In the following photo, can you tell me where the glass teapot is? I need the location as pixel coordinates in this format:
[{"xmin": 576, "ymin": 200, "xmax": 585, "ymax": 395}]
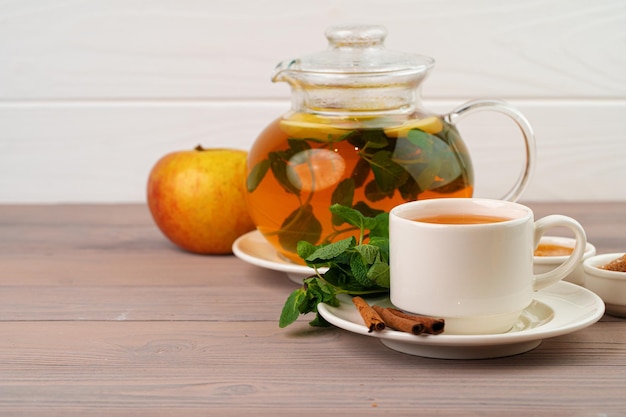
[{"xmin": 246, "ymin": 25, "xmax": 535, "ymax": 263}]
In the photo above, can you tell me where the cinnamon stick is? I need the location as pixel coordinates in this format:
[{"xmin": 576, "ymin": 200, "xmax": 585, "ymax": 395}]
[
  {"xmin": 352, "ymin": 296, "xmax": 385, "ymax": 332},
  {"xmin": 385, "ymin": 308, "xmax": 445, "ymax": 335},
  {"xmin": 372, "ymin": 305, "xmax": 425, "ymax": 335}
]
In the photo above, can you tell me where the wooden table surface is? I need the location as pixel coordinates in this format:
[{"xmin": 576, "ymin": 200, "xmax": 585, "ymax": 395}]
[{"xmin": 1, "ymin": 202, "xmax": 625, "ymax": 416}]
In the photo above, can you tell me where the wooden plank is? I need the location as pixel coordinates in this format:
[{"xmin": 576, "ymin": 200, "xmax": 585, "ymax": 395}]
[
  {"xmin": 0, "ymin": 204, "xmax": 291, "ymax": 322},
  {"xmin": 1, "ymin": 203, "xmax": 624, "ymax": 321},
  {"xmin": 0, "ymin": 204, "xmax": 299, "ymax": 320},
  {"xmin": 0, "ymin": 321, "xmax": 624, "ymax": 415},
  {"xmin": 0, "ymin": 275, "xmax": 296, "ymax": 321},
  {"xmin": 0, "ymin": 204, "xmax": 625, "ymax": 415},
  {"xmin": 0, "ymin": 101, "xmax": 625, "ymax": 203},
  {"xmin": 0, "ymin": 1, "xmax": 624, "ymax": 99}
]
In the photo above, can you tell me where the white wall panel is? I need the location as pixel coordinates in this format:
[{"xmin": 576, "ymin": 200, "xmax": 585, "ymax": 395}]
[
  {"xmin": 1, "ymin": 100, "xmax": 624, "ymax": 203},
  {"xmin": 1, "ymin": 0, "xmax": 624, "ymax": 99},
  {"xmin": 0, "ymin": 0, "xmax": 625, "ymax": 202}
]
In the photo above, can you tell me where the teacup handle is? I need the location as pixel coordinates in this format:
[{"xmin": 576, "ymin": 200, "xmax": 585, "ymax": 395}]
[
  {"xmin": 532, "ymin": 215, "xmax": 587, "ymax": 291},
  {"xmin": 445, "ymin": 99, "xmax": 536, "ymax": 202}
]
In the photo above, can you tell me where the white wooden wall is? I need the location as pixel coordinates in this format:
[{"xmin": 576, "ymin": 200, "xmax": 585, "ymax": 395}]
[{"xmin": 1, "ymin": 0, "xmax": 625, "ymax": 203}]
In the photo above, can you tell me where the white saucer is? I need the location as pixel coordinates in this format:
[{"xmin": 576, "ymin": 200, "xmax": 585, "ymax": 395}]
[
  {"xmin": 232, "ymin": 230, "xmax": 326, "ymax": 284},
  {"xmin": 317, "ymin": 281, "xmax": 605, "ymax": 360}
]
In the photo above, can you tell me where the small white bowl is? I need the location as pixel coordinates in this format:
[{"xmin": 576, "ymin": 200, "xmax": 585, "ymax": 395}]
[
  {"xmin": 583, "ymin": 253, "xmax": 626, "ymax": 317},
  {"xmin": 533, "ymin": 236, "xmax": 596, "ymax": 286}
]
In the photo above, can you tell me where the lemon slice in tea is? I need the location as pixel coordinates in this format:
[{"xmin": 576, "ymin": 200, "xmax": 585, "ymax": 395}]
[
  {"xmin": 384, "ymin": 116, "xmax": 443, "ymax": 137},
  {"xmin": 287, "ymin": 149, "xmax": 346, "ymax": 192},
  {"xmin": 280, "ymin": 114, "xmax": 350, "ymax": 141}
]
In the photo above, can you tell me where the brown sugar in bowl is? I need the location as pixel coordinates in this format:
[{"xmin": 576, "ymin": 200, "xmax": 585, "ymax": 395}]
[{"xmin": 583, "ymin": 253, "xmax": 626, "ymax": 318}]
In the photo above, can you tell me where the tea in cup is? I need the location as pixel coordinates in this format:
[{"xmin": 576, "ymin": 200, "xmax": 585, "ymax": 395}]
[{"xmin": 389, "ymin": 198, "xmax": 587, "ymax": 335}]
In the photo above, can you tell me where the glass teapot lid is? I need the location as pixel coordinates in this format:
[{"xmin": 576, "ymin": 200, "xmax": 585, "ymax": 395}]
[{"xmin": 272, "ymin": 25, "xmax": 435, "ymax": 85}]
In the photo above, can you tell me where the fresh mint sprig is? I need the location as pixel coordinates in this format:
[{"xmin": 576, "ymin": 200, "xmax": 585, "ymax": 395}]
[{"xmin": 278, "ymin": 204, "xmax": 390, "ymax": 328}]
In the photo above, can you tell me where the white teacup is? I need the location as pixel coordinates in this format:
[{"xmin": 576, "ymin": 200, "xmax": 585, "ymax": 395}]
[{"xmin": 389, "ymin": 198, "xmax": 587, "ymax": 335}]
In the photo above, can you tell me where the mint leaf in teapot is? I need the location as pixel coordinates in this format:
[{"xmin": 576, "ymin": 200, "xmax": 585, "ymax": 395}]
[
  {"xmin": 360, "ymin": 130, "xmax": 389, "ymax": 149},
  {"xmin": 398, "ymin": 175, "xmax": 421, "ymax": 201},
  {"xmin": 246, "ymin": 159, "xmax": 271, "ymax": 193},
  {"xmin": 352, "ymin": 201, "xmax": 385, "ymax": 219},
  {"xmin": 350, "ymin": 158, "xmax": 371, "ymax": 188},
  {"xmin": 407, "ymin": 129, "xmax": 462, "ymax": 189},
  {"xmin": 364, "ymin": 179, "xmax": 393, "ymax": 202},
  {"xmin": 278, "ymin": 204, "xmax": 322, "ymax": 253},
  {"xmin": 331, "ymin": 179, "xmax": 355, "ymax": 226},
  {"xmin": 269, "ymin": 152, "xmax": 301, "ymax": 196},
  {"xmin": 369, "ymin": 150, "xmax": 407, "ymax": 194}
]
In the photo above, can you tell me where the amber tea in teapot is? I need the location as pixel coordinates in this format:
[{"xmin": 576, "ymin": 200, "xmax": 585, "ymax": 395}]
[
  {"xmin": 246, "ymin": 25, "xmax": 535, "ymax": 263},
  {"xmin": 247, "ymin": 113, "xmax": 474, "ymax": 262}
]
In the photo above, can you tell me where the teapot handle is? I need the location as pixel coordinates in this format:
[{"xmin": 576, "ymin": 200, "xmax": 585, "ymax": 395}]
[{"xmin": 445, "ymin": 99, "xmax": 536, "ymax": 202}]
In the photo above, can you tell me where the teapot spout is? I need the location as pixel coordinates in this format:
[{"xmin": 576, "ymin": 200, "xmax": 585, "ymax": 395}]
[{"xmin": 271, "ymin": 59, "xmax": 299, "ymax": 84}]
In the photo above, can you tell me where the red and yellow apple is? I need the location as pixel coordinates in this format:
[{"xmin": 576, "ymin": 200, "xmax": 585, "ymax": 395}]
[{"xmin": 147, "ymin": 146, "xmax": 255, "ymax": 254}]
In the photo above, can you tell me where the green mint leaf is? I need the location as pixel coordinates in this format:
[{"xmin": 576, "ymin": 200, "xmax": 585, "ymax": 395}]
[
  {"xmin": 279, "ymin": 277, "xmax": 342, "ymax": 328},
  {"xmin": 296, "ymin": 240, "xmax": 317, "ymax": 261},
  {"xmin": 279, "ymin": 288, "xmax": 308, "ymax": 328},
  {"xmin": 305, "ymin": 277, "xmax": 339, "ymax": 305},
  {"xmin": 246, "ymin": 159, "xmax": 271, "ymax": 193},
  {"xmin": 369, "ymin": 212, "xmax": 389, "ymax": 239},
  {"xmin": 309, "ymin": 314, "xmax": 331, "ymax": 327},
  {"xmin": 330, "ymin": 204, "xmax": 366, "ymax": 232},
  {"xmin": 279, "ymin": 204, "xmax": 394, "ymax": 329},
  {"xmin": 368, "ymin": 236, "xmax": 389, "ymax": 261},
  {"xmin": 302, "ymin": 278, "xmax": 341, "ymax": 327},
  {"xmin": 349, "ymin": 252, "xmax": 373, "ymax": 287},
  {"xmin": 318, "ymin": 266, "xmax": 344, "ymax": 287},
  {"xmin": 367, "ymin": 259, "xmax": 390, "ymax": 288},
  {"xmin": 354, "ymin": 244, "xmax": 379, "ymax": 264},
  {"xmin": 321, "ymin": 265, "xmax": 362, "ymax": 289},
  {"xmin": 306, "ymin": 237, "xmax": 355, "ymax": 262}
]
